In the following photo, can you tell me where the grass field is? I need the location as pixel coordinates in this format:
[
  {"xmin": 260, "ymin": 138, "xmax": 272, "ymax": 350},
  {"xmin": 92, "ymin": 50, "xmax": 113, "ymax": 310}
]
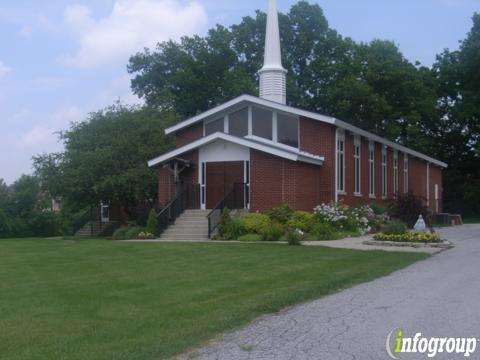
[{"xmin": 0, "ymin": 239, "xmax": 429, "ymax": 359}]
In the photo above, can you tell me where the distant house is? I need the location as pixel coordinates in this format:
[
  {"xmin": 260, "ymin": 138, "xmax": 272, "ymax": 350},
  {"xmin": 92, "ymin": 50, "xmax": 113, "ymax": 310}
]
[{"xmin": 148, "ymin": 0, "xmax": 446, "ymax": 215}]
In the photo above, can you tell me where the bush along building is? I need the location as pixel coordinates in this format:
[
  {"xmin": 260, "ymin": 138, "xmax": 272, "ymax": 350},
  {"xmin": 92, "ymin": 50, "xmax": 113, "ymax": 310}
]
[{"xmin": 148, "ymin": 0, "xmax": 447, "ymax": 238}]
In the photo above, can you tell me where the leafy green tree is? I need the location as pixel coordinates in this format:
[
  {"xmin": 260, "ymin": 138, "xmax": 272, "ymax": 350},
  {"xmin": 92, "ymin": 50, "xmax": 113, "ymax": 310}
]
[
  {"xmin": 35, "ymin": 104, "xmax": 176, "ymax": 217},
  {"xmin": 128, "ymin": 1, "xmax": 436, "ymax": 150},
  {"xmin": 431, "ymin": 13, "xmax": 480, "ymax": 214}
]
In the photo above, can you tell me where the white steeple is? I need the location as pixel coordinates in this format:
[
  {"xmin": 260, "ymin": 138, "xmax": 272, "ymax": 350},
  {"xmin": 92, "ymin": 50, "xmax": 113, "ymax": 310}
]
[{"xmin": 259, "ymin": 0, "xmax": 287, "ymax": 104}]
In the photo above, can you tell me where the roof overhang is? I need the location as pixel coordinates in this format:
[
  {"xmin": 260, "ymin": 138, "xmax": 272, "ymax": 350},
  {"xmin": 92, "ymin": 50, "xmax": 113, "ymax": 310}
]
[
  {"xmin": 163, "ymin": 94, "xmax": 447, "ymax": 169},
  {"xmin": 148, "ymin": 132, "xmax": 324, "ymax": 168}
]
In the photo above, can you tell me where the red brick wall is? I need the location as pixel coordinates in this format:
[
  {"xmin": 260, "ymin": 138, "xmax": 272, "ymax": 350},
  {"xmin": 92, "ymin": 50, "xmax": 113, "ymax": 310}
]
[
  {"xmin": 299, "ymin": 117, "xmax": 336, "ymax": 203},
  {"xmin": 175, "ymin": 123, "xmax": 203, "ymax": 148},
  {"xmin": 250, "ymin": 150, "xmax": 321, "ymax": 212}
]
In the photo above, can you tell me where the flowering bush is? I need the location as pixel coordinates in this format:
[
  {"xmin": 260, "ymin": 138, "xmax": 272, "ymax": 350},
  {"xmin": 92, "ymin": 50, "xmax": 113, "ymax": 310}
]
[
  {"xmin": 313, "ymin": 202, "xmax": 384, "ymax": 235},
  {"xmin": 138, "ymin": 232, "xmax": 155, "ymax": 239},
  {"xmin": 374, "ymin": 232, "xmax": 442, "ymax": 243},
  {"xmin": 314, "ymin": 202, "xmax": 349, "ymax": 224},
  {"xmin": 287, "ymin": 228, "xmax": 305, "ymax": 246}
]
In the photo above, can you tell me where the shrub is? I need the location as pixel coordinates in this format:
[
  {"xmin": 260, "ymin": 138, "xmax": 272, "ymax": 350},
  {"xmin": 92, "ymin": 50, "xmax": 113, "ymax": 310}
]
[
  {"xmin": 238, "ymin": 234, "xmax": 263, "ymax": 242},
  {"xmin": 125, "ymin": 226, "xmax": 144, "ymax": 240},
  {"xmin": 310, "ymin": 222, "xmax": 336, "ymax": 240},
  {"xmin": 286, "ymin": 211, "xmax": 314, "ymax": 232},
  {"xmin": 113, "ymin": 227, "xmax": 128, "ymax": 240},
  {"xmin": 146, "ymin": 209, "xmax": 158, "ymax": 235},
  {"xmin": 138, "ymin": 231, "xmax": 155, "ymax": 239},
  {"xmin": 286, "ymin": 228, "xmax": 305, "ymax": 246},
  {"xmin": 374, "ymin": 232, "xmax": 442, "ymax": 243},
  {"xmin": 240, "ymin": 213, "xmax": 271, "ymax": 234},
  {"xmin": 369, "ymin": 203, "xmax": 388, "ymax": 215},
  {"xmin": 218, "ymin": 210, "xmax": 246, "ymax": 240},
  {"xmin": 267, "ymin": 203, "xmax": 293, "ymax": 225},
  {"xmin": 314, "ymin": 202, "xmax": 349, "ymax": 224},
  {"xmin": 382, "ymin": 220, "xmax": 408, "ymax": 235},
  {"xmin": 389, "ymin": 192, "xmax": 429, "ymax": 228},
  {"xmin": 260, "ymin": 222, "xmax": 285, "ymax": 242}
]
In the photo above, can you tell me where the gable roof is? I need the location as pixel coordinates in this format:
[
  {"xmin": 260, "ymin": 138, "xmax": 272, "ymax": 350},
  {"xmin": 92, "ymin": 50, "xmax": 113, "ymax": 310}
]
[
  {"xmin": 164, "ymin": 94, "xmax": 448, "ymax": 168},
  {"xmin": 148, "ymin": 132, "xmax": 325, "ymax": 168}
]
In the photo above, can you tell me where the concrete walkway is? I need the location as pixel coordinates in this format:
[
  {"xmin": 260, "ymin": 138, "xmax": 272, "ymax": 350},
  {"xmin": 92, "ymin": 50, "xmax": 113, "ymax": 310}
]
[{"xmin": 179, "ymin": 224, "xmax": 480, "ymax": 360}]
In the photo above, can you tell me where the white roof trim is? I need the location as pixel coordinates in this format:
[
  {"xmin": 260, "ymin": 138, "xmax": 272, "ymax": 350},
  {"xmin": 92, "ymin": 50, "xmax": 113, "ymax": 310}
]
[
  {"xmin": 148, "ymin": 132, "xmax": 324, "ymax": 168},
  {"xmin": 164, "ymin": 94, "xmax": 447, "ymax": 169},
  {"xmin": 164, "ymin": 95, "xmax": 335, "ymax": 135}
]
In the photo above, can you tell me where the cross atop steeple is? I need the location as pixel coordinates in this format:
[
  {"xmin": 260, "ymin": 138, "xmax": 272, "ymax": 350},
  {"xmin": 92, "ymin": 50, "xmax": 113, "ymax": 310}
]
[{"xmin": 259, "ymin": 0, "xmax": 287, "ymax": 104}]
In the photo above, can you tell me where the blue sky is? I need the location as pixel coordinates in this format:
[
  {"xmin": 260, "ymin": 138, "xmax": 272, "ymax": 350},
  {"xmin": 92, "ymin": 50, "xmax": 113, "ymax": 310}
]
[{"xmin": 0, "ymin": 0, "xmax": 478, "ymax": 184}]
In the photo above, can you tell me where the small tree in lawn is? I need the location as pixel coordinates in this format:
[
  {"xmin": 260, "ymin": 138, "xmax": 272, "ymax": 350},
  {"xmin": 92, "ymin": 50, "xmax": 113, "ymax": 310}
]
[{"xmin": 146, "ymin": 209, "xmax": 158, "ymax": 235}]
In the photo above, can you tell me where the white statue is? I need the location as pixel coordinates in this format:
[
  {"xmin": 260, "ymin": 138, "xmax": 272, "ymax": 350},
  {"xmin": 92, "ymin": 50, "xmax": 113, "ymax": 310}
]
[{"xmin": 414, "ymin": 215, "xmax": 427, "ymax": 232}]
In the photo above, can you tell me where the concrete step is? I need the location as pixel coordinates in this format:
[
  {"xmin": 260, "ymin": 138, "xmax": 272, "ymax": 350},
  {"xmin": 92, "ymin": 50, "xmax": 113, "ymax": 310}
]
[
  {"xmin": 177, "ymin": 216, "xmax": 208, "ymax": 220},
  {"xmin": 160, "ymin": 235, "xmax": 209, "ymax": 241},
  {"xmin": 157, "ymin": 210, "xmax": 210, "ymax": 241}
]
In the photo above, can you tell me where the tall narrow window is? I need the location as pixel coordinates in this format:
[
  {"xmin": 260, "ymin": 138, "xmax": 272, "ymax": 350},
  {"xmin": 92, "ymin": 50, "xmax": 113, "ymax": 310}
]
[
  {"xmin": 200, "ymin": 162, "xmax": 206, "ymax": 208},
  {"xmin": 277, "ymin": 112, "xmax": 299, "ymax": 148},
  {"xmin": 244, "ymin": 161, "xmax": 250, "ymax": 209},
  {"xmin": 354, "ymin": 136, "xmax": 361, "ymax": 195},
  {"xmin": 404, "ymin": 154, "xmax": 409, "ymax": 193},
  {"xmin": 393, "ymin": 151, "xmax": 399, "ymax": 196},
  {"xmin": 337, "ymin": 131, "xmax": 345, "ymax": 193},
  {"xmin": 228, "ymin": 108, "xmax": 248, "ymax": 137},
  {"xmin": 252, "ymin": 107, "xmax": 273, "ymax": 140},
  {"xmin": 381, "ymin": 146, "xmax": 387, "ymax": 199},
  {"xmin": 369, "ymin": 141, "xmax": 375, "ymax": 197}
]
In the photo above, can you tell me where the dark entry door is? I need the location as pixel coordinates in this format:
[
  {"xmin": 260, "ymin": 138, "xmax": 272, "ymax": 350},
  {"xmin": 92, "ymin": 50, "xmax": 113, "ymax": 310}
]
[{"xmin": 206, "ymin": 161, "xmax": 244, "ymax": 209}]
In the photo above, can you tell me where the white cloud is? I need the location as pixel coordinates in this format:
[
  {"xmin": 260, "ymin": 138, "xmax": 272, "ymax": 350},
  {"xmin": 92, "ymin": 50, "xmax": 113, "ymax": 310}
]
[
  {"xmin": 63, "ymin": 0, "xmax": 208, "ymax": 68},
  {"xmin": 0, "ymin": 61, "xmax": 11, "ymax": 78},
  {"xmin": 17, "ymin": 106, "xmax": 84, "ymax": 149}
]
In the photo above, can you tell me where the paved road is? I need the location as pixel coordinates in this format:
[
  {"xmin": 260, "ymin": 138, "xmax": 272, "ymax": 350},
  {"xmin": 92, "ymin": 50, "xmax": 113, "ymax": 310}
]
[{"xmin": 184, "ymin": 225, "xmax": 480, "ymax": 360}]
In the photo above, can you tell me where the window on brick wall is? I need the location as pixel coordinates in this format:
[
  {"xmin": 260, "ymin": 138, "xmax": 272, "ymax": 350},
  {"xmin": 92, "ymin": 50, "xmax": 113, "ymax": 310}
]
[
  {"xmin": 204, "ymin": 117, "xmax": 224, "ymax": 136},
  {"xmin": 369, "ymin": 141, "xmax": 375, "ymax": 197},
  {"xmin": 337, "ymin": 131, "xmax": 345, "ymax": 193},
  {"xmin": 404, "ymin": 154, "xmax": 409, "ymax": 193},
  {"xmin": 252, "ymin": 107, "xmax": 273, "ymax": 140},
  {"xmin": 354, "ymin": 136, "xmax": 361, "ymax": 195},
  {"xmin": 277, "ymin": 112, "xmax": 299, "ymax": 148},
  {"xmin": 382, "ymin": 146, "xmax": 387, "ymax": 199},
  {"xmin": 393, "ymin": 151, "xmax": 399, "ymax": 196}
]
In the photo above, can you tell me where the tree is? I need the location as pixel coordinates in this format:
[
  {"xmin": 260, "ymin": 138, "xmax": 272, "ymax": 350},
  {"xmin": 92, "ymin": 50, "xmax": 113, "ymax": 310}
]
[
  {"xmin": 128, "ymin": 2, "xmax": 435, "ymax": 148},
  {"xmin": 35, "ymin": 104, "xmax": 176, "ymax": 216},
  {"xmin": 431, "ymin": 13, "xmax": 480, "ymax": 214}
]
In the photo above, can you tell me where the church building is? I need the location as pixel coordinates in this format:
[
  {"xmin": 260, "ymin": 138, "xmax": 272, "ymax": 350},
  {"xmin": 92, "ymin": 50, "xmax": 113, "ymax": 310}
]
[{"xmin": 148, "ymin": 0, "xmax": 446, "ymax": 216}]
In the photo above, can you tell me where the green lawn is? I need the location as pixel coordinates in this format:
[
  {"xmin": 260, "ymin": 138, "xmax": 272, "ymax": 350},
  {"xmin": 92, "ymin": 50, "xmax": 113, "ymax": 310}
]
[{"xmin": 0, "ymin": 239, "xmax": 428, "ymax": 360}]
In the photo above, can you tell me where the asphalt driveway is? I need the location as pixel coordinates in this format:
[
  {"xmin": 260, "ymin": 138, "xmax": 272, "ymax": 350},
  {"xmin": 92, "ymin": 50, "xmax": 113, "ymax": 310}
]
[{"xmin": 183, "ymin": 225, "xmax": 480, "ymax": 360}]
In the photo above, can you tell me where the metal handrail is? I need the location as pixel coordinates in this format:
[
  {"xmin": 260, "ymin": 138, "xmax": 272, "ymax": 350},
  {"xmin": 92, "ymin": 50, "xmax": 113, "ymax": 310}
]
[
  {"xmin": 207, "ymin": 183, "xmax": 245, "ymax": 239},
  {"xmin": 156, "ymin": 189, "xmax": 187, "ymax": 236},
  {"xmin": 156, "ymin": 184, "xmax": 200, "ymax": 236}
]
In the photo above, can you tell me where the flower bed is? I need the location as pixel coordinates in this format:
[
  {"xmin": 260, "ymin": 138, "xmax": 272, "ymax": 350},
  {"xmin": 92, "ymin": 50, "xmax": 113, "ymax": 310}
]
[
  {"xmin": 216, "ymin": 202, "xmax": 389, "ymax": 243},
  {"xmin": 374, "ymin": 232, "xmax": 442, "ymax": 243}
]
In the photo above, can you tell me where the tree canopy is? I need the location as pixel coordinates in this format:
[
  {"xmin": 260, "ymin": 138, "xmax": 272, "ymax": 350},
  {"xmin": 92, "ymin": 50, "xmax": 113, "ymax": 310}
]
[
  {"xmin": 34, "ymin": 105, "xmax": 176, "ymax": 215},
  {"xmin": 128, "ymin": 1, "xmax": 437, "ymax": 151}
]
